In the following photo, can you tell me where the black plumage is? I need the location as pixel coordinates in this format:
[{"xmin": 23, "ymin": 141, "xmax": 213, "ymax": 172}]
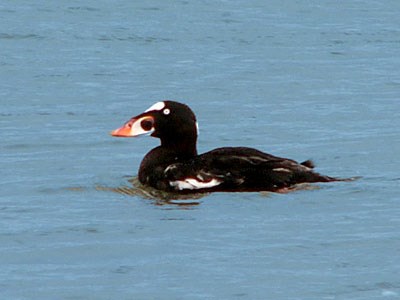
[{"xmin": 111, "ymin": 101, "xmax": 346, "ymax": 193}]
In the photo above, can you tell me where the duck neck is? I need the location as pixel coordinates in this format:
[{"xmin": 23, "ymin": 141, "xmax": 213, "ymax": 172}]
[{"xmin": 160, "ymin": 136, "xmax": 198, "ymax": 159}]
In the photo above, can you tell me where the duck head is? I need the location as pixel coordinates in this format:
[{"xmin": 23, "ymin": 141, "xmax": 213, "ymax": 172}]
[{"xmin": 111, "ymin": 101, "xmax": 199, "ymax": 155}]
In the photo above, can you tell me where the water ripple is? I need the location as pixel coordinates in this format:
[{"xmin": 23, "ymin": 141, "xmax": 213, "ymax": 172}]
[{"xmin": 0, "ymin": 33, "xmax": 45, "ymax": 40}]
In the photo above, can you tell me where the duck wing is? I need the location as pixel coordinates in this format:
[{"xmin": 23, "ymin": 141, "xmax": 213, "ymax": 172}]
[{"xmin": 164, "ymin": 147, "xmax": 336, "ymax": 192}]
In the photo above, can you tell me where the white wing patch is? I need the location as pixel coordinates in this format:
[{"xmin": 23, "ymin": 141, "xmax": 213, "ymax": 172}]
[
  {"xmin": 227, "ymin": 155, "xmax": 270, "ymax": 164},
  {"xmin": 145, "ymin": 101, "xmax": 165, "ymax": 112},
  {"xmin": 169, "ymin": 178, "xmax": 222, "ymax": 191},
  {"xmin": 273, "ymin": 168, "xmax": 291, "ymax": 173}
]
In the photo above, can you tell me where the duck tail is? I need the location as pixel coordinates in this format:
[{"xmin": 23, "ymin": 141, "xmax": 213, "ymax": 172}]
[
  {"xmin": 300, "ymin": 159, "xmax": 360, "ymax": 182},
  {"xmin": 300, "ymin": 159, "xmax": 315, "ymax": 169},
  {"xmin": 312, "ymin": 174, "xmax": 361, "ymax": 183}
]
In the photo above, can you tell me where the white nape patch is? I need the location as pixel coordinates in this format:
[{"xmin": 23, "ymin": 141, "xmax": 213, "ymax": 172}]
[
  {"xmin": 170, "ymin": 178, "xmax": 221, "ymax": 191},
  {"xmin": 196, "ymin": 122, "xmax": 199, "ymax": 135},
  {"xmin": 145, "ymin": 101, "xmax": 165, "ymax": 112}
]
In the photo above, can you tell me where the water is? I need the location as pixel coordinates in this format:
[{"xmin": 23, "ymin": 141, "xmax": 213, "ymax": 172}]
[{"xmin": 1, "ymin": 1, "xmax": 399, "ymax": 299}]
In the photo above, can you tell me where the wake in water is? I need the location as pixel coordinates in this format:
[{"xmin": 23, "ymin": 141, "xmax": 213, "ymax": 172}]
[
  {"xmin": 95, "ymin": 177, "xmax": 206, "ymax": 206},
  {"xmin": 68, "ymin": 176, "xmax": 360, "ymax": 206}
]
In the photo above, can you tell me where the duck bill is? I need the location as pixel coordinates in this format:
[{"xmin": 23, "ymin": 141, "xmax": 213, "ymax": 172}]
[{"xmin": 110, "ymin": 115, "xmax": 155, "ymax": 137}]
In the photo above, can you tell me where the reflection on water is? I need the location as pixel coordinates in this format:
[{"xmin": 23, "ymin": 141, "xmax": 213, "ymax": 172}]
[
  {"xmin": 95, "ymin": 177, "xmax": 205, "ymax": 206},
  {"xmin": 90, "ymin": 176, "xmax": 338, "ymax": 206}
]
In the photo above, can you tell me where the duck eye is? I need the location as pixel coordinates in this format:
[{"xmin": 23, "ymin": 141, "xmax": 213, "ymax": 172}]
[
  {"xmin": 141, "ymin": 119, "xmax": 153, "ymax": 131},
  {"xmin": 163, "ymin": 108, "xmax": 170, "ymax": 115}
]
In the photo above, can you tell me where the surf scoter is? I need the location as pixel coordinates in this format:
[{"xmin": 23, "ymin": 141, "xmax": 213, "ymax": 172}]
[{"xmin": 111, "ymin": 101, "xmax": 346, "ymax": 193}]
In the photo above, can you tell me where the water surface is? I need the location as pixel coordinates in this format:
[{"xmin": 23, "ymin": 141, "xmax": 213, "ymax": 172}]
[{"xmin": 1, "ymin": 1, "xmax": 399, "ymax": 299}]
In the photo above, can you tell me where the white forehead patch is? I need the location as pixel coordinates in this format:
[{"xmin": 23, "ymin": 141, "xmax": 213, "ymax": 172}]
[{"xmin": 145, "ymin": 101, "xmax": 165, "ymax": 112}]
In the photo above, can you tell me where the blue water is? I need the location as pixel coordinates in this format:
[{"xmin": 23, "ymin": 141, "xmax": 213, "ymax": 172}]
[{"xmin": 1, "ymin": 1, "xmax": 400, "ymax": 299}]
